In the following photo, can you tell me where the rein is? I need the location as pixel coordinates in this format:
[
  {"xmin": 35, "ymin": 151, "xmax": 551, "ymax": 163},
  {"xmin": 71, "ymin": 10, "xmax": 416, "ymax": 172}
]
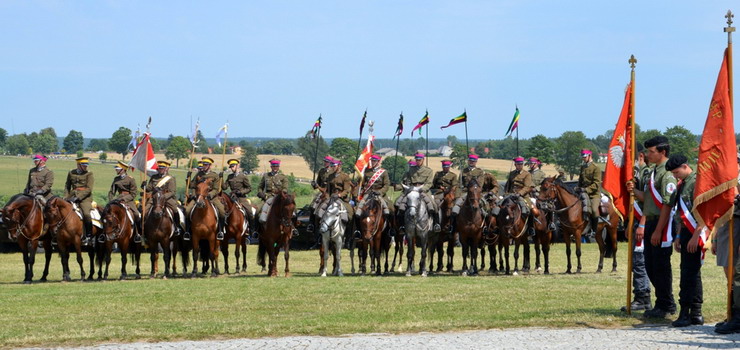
[{"xmin": 14, "ymin": 198, "xmax": 43, "ymax": 241}]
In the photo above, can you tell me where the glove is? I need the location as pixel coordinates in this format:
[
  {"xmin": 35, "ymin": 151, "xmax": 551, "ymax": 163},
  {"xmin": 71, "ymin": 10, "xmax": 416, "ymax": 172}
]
[
  {"xmin": 233, "ymin": 190, "xmax": 242, "ymax": 197},
  {"xmin": 141, "ymin": 181, "xmax": 147, "ymax": 189},
  {"xmin": 257, "ymin": 192, "xmax": 266, "ymax": 200},
  {"xmin": 219, "ymin": 172, "xmax": 224, "ymax": 178},
  {"xmin": 372, "ymin": 190, "xmax": 381, "ymax": 196},
  {"xmin": 311, "ymin": 181, "xmax": 317, "ymax": 189}
]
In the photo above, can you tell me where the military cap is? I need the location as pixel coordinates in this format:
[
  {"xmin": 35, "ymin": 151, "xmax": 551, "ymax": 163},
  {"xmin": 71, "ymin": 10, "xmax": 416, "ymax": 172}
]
[
  {"xmin": 227, "ymin": 159, "xmax": 240, "ymax": 165},
  {"xmin": 201, "ymin": 156, "xmax": 215, "ymax": 164}
]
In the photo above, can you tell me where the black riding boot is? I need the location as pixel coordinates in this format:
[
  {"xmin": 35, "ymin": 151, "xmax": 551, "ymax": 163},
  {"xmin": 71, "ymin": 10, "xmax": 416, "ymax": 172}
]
[
  {"xmin": 82, "ymin": 220, "xmax": 93, "ymax": 246},
  {"xmin": 432, "ymin": 212, "xmax": 441, "ymax": 233},
  {"xmin": 716, "ymin": 308, "xmax": 740, "ymax": 334},
  {"xmin": 172, "ymin": 210, "xmax": 182, "ymax": 236},
  {"xmin": 307, "ymin": 212, "xmax": 316, "ymax": 233},
  {"xmin": 217, "ymin": 217, "xmax": 225, "ymax": 241},
  {"xmin": 690, "ymin": 303, "xmax": 704, "ymax": 325},
  {"xmin": 184, "ymin": 220, "xmax": 192, "ymax": 241},
  {"xmin": 671, "ymin": 306, "xmax": 692, "ymax": 327}
]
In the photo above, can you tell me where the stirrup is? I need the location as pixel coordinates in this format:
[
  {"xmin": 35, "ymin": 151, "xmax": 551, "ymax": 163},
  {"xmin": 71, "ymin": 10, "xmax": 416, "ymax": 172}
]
[
  {"xmin": 97, "ymin": 234, "xmax": 106, "ymax": 243},
  {"xmin": 183, "ymin": 232, "xmax": 191, "ymax": 241},
  {"xmin": 291, "ymin": 228, "xmax": 299, "ymax": 237},
  {"xmin": 133, "ymin": 234, "xmax": 142, "ymax": 244},
  {"xmin": 353, "ymin": 230, "xmax": 361, "ymax": 240},
  {"xmin": 216, "ymin": 232, "xmax": 224, "ymax": 241},
  {"xmin": 433, "ymin": 224, "xmax": 441, "ymax": 233},
  {"xmin": 306, "ymin": 224, "xmax": 314, "ymax": 233}
]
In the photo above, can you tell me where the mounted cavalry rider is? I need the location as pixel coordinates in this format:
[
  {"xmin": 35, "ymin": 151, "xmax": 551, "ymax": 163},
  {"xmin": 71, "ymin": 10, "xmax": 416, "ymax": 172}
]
[
  {"xmin": 578, "ymin": 149, "xmax": 607, "ymax": 235},
  {"xmin": 143, "ymin": 160, "xmax": 185, "ymax": 238},
  {"xmin": 221, "ymin": 158, "xmax": 254, "ymax": 225},
  {"xmin": 108, "ymin": 161, "xmax": 142, "ymax": 243},
  {"xmin": 431, "ymin": 159, "xmax": 457, "ymax": 203},
  {"xmin": 317, "ymin": 159, "xmax": 354, "ymax": 227},
  {"xmin": 257, "ymin": 158, "xmax": 290, "ymax": 230},
  {"xmin": 394, "ymin": 153, "xmax": 440, "ymax": 232},
  {"xmin": 354, "ymin": 154, "xmax": 392, "ymax": 235},
  {"xmin": 185, "ymin": 156, "xmax": 227, "ymax": 241},
  {"xmin": 503, "ymin": 156, "xmax": 535, "ymax": 234},
  {"xmin": 25, "ymin": 154, "xmax": 54, "ymax": 205},
  {"xmin": 65, "ymin": 157, "xmax": 95, "ymax": 246},
  {"xmin": 528, "ymin": 157, "xmax": 546, "ymax": 194},
  {"xmin": 450, "ymin": 154, "xmax": 487, "ymax": 231},
  {"xmin": 307, "ymin": 155, "xmax": 335, "ymax": 233}
]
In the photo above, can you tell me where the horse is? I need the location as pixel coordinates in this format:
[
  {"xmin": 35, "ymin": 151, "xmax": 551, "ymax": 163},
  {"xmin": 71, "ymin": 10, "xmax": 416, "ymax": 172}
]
[
  {"xmin": 594, "ymin": 196, "xmax": 620, "ymax": 273},
  {"xmin": 318, "ymin": 196, "xmax": 345, "ymax": 277},
  {"xmin": 389, "ymin": 213, "xmax": 406, "ymax": 274},
  {"xmin": 540, "ymin": 177, "xmax": 588, "ymax": 274},
  {"xmin": 1, "ymin": 194, "xmax": 52, "ymax": 283},
  {"xmin": 256, "ymin": 190, "xmax": 296, "ymax": 277},
  {"xmin": 189, "ymin": 179, "xmax": 221, "ymax": 277},
  {"xmin": 532, "ymin": 191, "xmax": 554, "ymax": 275},
  {"xmin": 480, "ymin": 191, "xmax": 500, "ymax": 273},
  {"xmin": 457, "ymin": 179, "xmax": 484, "ymax": 276},
  {"xmin": 496, "ymin": 195, "xmax": 531, "ymax": 275},
  {"xmin": 428, "ymin": 186, "xmax": 456, "ymax": 273},
  {"xmin": 402, "ymin": 185, "xmax": 432, "ymax": 277},
  {"xmin": 44, "ymin": 196, "xmax": 95, "ymax": 281},
  {"xmin": 142, "ymin": 187, "xmax": 177, "ymax": 278},
  {"xmin": 353, "ymin": 191, "xmax": 390, "ymax": 276},
  {"xmin": 217, "ymin": 192, "xmax": 249, "ymax": 274},
  {"xmin": 99, "ymin": 201, "xmax": 142, "ymax": 280}
]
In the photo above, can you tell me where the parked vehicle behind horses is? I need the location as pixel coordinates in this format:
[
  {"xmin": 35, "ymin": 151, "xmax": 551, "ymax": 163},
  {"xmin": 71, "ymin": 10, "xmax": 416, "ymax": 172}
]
[{"xmin": 1, "ymin": 194, "xmax": 52, "ymax": 283}]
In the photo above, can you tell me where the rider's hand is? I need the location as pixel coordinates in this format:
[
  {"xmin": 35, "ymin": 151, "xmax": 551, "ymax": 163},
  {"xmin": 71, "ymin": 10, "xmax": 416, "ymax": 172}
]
[
  {"xmin": 625, "ymin": 180, "xmax": 634, "ymax": 193},
  {"xmin": 69, "ymin": 196, "xmax": 79, "ymax": 203},
  {"xmin": 34, "ymin": 190, "xmax": 45, "ymax": 196},
  {"xmin": 673, "ymin": 238, "xmax": 681, "ymax": 253},
  {"xmin": 635, "ymin": 225, "xmax": 644, "ymax": 243}
]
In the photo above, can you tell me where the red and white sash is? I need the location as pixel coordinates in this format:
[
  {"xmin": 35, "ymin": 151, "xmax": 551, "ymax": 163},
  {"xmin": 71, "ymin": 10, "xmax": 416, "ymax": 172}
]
[
  {"xmin": 360, "ymin": 168, "xmax": 385, "ymax": 200},
  {"xmin": 678, "ymin": 195, "xmax": 708, "ymax": 264},
  {"xmin": 649, "ymin": 172, "xmax": 675, "ymax": 248}
]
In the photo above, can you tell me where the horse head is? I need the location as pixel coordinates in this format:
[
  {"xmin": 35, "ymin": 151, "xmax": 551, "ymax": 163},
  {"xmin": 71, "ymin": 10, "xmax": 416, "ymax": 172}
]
[
  {"xmin": 359, "ymin": 192, "xmax": 383, "ymax": 242},
  {"xmin": 2, "ymin": 195, "xmax": 35, "ymax": 241},
  {"xmin": 195, "ymin": 178, "xmax": 212, "ymax": 208},
  {"xmin": 404, "ymin": 185, "xmax": 423, "ymax": 218},
  {"xmin": 538, "ymin": 177, "xmax": 557, "ymax": 201},
  {"xmin": 465, "ymin": 178, "xmax": 481, "ymax": 210},
  {"xmin": 497, "ymin": 195, "xmax": 521, "ymax": 229},
  {"xmin": 319, "ymin": 197, "xmax": 342, "ymax": 234},
  {"xmin": 102, "ymin": 202, "xmax": 125, "ymax": 238}
]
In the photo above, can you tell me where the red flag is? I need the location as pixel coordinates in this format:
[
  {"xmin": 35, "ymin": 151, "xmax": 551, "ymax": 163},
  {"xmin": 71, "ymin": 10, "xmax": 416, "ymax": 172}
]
[
  {"xmin": 692, "ymin": 49, "xmax": 738, "ymax": 235},
  {"xmin": 129, "ymin": 132, "xmax": 158, "ymax": 176},
  {"xmin": 603, "ymin": 82, "xmax": 634, "ymax": 218},
  {"xmin": 355, "ymin": 135, "xmax": 375, "ymax": 175}
]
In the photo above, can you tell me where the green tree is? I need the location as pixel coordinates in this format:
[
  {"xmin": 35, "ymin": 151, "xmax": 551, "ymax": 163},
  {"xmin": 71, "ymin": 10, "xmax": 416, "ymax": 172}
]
[
  {"xmin": 40, "ymin": 127, "xmax": 57, "ymax": 139},
  {"xmin": 382, "ymin": 155, "xmax": 408, "ymax": 184},
  {"xmin": 637, "ymin": 129, "xmax": 662, "ymax": 148},
  {"xmin": 446, "ymin": 135, "xmax": 458, "ymax": 146},
  {"xmin": 6, "ymin": 134, "xmax": 30, "ymax": 155},
  {"xmin": 554, "ymin": 131, "xmax": 590, "ymax": 179},
  {"xmin": 99, "ymin": 152, "xmax": 108, "ymax": 163},
  {"xmin": 239, "ymin": 143, "xmax": 260, "ymax": 173},
  {"xmin": 665, "ymin": 125, "xmax": 698, "ymax": 160},
  {"xmin": 296, "ymin": 134, "xmax": 329, "ymax": 173},
  {"xmin": 526, "ymin": 134, "xmax": 555, "ymax": 164},
  {"xmin": 0, "ymin": 127, "xmax": 7, "ymax": 148},
  {"xmin": 449, "ymin": 144, "xmax": 469, "ymax": 169},
  {"xmin": 63, "ymin": 130, "xmax": 84, "ymax": 153},
  {"xmin": 87, "ymin": 138, "xmax": 108, "ymax": 152},
  {"xmin": 329, "ymin": 137, "xmax": 359, "ymax": 173},
  {"xmin": 194, "ymin": 130, "xmax": 208, "ymax": 153},
  {"xmin": 31, "ymin": 133, "xmax": 58, "ymax": 154},
  {"xmin": 110, "ymin": 127, "xmax": 132, "ymax": 160},
  {"xmin": 165, "ymin": 136, "xmax": 191, "ymax": 168}
]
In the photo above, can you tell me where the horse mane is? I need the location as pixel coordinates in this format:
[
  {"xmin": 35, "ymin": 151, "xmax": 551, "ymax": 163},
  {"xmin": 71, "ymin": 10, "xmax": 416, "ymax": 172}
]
[
  {"xmin": 8, "ymin": 193, "xmax": 30, "ymax": 205},
  {"xmin": 553, "ymin": 177, "xmax": 576, "ymax": 196},
  {"xmin": 361, "ymin": 193, "xmax": 380, "ymax": 219}
]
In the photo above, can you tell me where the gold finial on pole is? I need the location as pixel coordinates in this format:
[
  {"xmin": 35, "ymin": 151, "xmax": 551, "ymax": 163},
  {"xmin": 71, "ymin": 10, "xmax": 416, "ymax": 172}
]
[
  {"xmin": 726, "ymin": 10, "xmax": 735, "ymax": 43},
  {"xmin": 629, "ymin": 55, "xmax": 637, "ymax": 70}
]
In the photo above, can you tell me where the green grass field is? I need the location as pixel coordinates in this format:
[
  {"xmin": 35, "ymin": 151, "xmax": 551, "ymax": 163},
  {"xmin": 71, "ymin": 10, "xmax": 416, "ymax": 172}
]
[{"xmin": 0, "ymin": 242, "xmax": 730, "ymax": 348}]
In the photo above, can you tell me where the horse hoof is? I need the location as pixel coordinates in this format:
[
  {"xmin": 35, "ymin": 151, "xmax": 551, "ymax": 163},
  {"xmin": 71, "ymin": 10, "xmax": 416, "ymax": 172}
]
[
  {"xmin": 544, "ymin": 270, "xmax": 550, "ymax": 275},
  {"xmin": 611, "ymin": 268, "xmax": 618, "ymax": 273},
  {"xmin": 337, "ymin": 272, "xmax": 344, "ymax": 277},
  {"xmin": 321, "ymin": 272, "xmax": 327, "ymax": 277},
  {"xmin": 461, "ymin": 271, "xmax": 468, "ymax": 277},
  {"xmin": 285, "ymin": 272, "xmax": 291, "ymax": 278},
  {"xmin": 162, "ymin": 275, "xmax": 168, "ymax": 280},
  {"xmin": 135, "ymin": 275, "xmax": 141, "ymax": 280},
  {"xmin": 512, "ymin": 271, "xmax": 519, "ymax": 276},
  {"xmin": 39, "ymin": 278, "xmax": 47, "ymax": 283},
  {"xmin": 405, "ymin": 272, "xmax": 412, "ymax": 277},
  {"xmin": 536, "ymin": 267, "xmax": 542, "ymax": 273},
  {"xmin": 596, "ymin": 269, "xmax": 602, "ymax": 274},
  {"xmin": 421, "ymin": 271, "xmax": 428, "ymax": 277},
  {"xmin": 23, "ymin": 280, "xmax": 31, "ymax": 284}
]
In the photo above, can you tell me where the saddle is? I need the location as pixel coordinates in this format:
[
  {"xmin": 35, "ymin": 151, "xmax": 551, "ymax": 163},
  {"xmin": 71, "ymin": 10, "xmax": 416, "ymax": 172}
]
[{"xmin": 72, "ymin": 202, "xmax": 103, "ymax": 229}]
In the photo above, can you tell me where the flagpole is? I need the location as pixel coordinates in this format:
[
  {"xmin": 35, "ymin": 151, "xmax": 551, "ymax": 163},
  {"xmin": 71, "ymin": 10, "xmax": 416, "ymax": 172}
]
[
  {"xmin": 354, "ymin": 110, "xmax": 366, "ymax": 182},
  {"xmin": 464, "ymin": 109, "xmax": 470, "ymax": 158},
  {"xmin": 218, "ymin": 123, "xmax": 228, "ymax": 193},
  {"xmin": 393, "ymin": 121, "xmax": 401, "ymax": 183},
  {"xmin": 725, "ymin": 9, "xmax": 735, "ymax": 321},
  {"xmin": 425, "ymin": 124, "xmax": 429, "ymax": 159},
  {"xmin": 141, "ymin": 118, "xmax": 151, "ymax": 241},
  {"xmin": 516, "ymin": 127, "xmax": 519, "ymax": 157},
  {"xmin": 186, "ymin": 119, "xmax": 199, "ymax": 198},
  {"xmin": 625, "ymin": 54, "xmax": 638, "ymax": 315},
  {"xmin": 312, "ymin": 114, "xmax": 322, "ymax": 183}
]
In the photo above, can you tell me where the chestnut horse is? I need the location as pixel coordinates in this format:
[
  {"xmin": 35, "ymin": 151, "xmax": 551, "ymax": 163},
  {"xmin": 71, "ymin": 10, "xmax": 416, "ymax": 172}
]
[
  {"xmin": 218, "ymin": 192, "xmax": 249, "ymax": 274},
  {"xmin": 353, "ymin": 192, "xmax": 390, "ymax": 275},
  {"xmin": 189, "ymin": 179, "xmax": 220, "ymax": 277},
  {"xmin": 1, "ymin": 194, "xmax": 52, "ymax": 283},
  {"xmin": 257, "ymin": 190, "xmax": 296, "ymax": 277},
  {"xmin": 457, "ymin": 178, "xmax": 484, "ymax": 276},
  {"xmin": 99, "ymin": 201, "xmax": 142, "ymax": 279},
  {"xmin": 44, "ymin": 196, "xmax": 95, "ymax": 281},
  {"xmin": 496, "ymin": 195, "xmax": 531, "ymax": 275},
  {"xmin": 541, "ymin": 177, "xmax": 588, "ymax": 273},
  {"xmin": 428, "ymin": 186, "xmax": 456, "ymax": 273},
  {"xmin": 143, "ymin": 188, "xmax": 176, "ymax": 278}
]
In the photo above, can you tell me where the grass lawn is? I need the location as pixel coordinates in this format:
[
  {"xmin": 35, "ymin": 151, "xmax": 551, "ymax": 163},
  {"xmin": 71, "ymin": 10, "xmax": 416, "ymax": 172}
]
[{"xmin": 0, "ymin": 240, "xmax": 730, "ymax": 348}]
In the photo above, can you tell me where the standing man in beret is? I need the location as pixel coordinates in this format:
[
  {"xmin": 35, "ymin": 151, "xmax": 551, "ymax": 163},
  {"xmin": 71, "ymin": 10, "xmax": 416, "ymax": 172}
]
[
  {"xmin": 25, "ymin": 154, "xmax": 54, "ymax": 205},
  {"xmin": 108, "ymin": 161, "xmax": 142, "ymax": 242},
  {"xmin": 257, "ymin": 159, "xmax": 290, "ymax": 231},
  {"xmin": 185, "ymin": 156, "xmax": 226, "ymax": 240},
  {"xmin": 65, "ymin": 157, "xmax": 95, "ymax": 246}
]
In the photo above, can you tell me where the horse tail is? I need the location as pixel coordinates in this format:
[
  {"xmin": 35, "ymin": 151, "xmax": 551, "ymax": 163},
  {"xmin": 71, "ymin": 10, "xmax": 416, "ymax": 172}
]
[
  {"xmin": 200, "ymin": 240, "xmax": 210, "ymax": 261},
  {"xmin": 604, "ymin": 229, "xmax": 614, "ymax": 258}
]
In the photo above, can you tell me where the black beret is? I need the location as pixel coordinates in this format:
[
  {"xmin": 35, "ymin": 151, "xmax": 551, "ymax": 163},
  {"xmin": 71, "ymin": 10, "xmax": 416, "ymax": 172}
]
[
  {"xmin": 644, "ymin": 135, "xmax": 669, "ymax": 149},
  {"xmin": 665, "ymin": 154, "xmax": 688, "ymax": 171}
]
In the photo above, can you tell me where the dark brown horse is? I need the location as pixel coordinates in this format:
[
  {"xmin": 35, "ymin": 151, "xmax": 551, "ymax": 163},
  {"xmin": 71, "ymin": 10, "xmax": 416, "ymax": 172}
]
[
  {"xmin": 480, "ymin": 192, "xmax": 500, "ymax": 273},
  {"xmin": 496, "ymin": 195, "xmax": 531, "ymax": 275},
  {"xmin": 457, "ymin": 178, "xmax": 484, "ymax": 276},
  {"xmin": 99, "ymin": 201, "xmax": 142, "ymax": 279},
  {"xmin": 143, "ymin": 188, "xmax": 177, "ymax": 278},
  {"xmin": 257, "ymin": 190, "xmax": 296, "ymax": 277},
  {"xmin": 353, "ymin": 192, "xmax": 391, "ymax": 275},
  {"xmin": 218, "ymin": 192, "xmax": 249, "ymax": 274},
  {"xmin": 1, "ymin": 194, "xmax": 52, "ymax": 283},
  {"xmin": 428, "ymin": 186, "xmax": 456, "ymax": 273},
  {"xmin": 189, "ymin": 179, "xmax": 220, "ymax": 277},
  {"xmin": 532, "ymin": 193, "xmax": 554, "ymax": 275},
  {"xmin": 44, "ymin": 196, "xmax": 94, "ymax": 281},
  {"xmin": 541, "ymin": 177, "xmax": 588, "ymax": 273}
]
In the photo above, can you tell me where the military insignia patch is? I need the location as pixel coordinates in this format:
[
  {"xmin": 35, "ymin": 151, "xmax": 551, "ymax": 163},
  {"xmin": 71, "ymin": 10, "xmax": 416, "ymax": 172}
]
[{"xmin": 666, "ymin": 182, "xmax": 677, "ymax": 194}]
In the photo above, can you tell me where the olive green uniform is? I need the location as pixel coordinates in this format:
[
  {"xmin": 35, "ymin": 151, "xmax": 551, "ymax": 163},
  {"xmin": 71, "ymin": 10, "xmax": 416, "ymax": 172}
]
[
  {"xmin": 578, "ymin": 161, "xmax": 602, "ymax": 219},
  {"xmin": 355, "ymin": 166, "xmax": 391, "ymax": 216},
  {"xmin": 258, "ymin": 171, "xmax": 290, "ymax": 223},
  {"xmin": 503, "ymin": 169, "xmax": 534, "ymax": 216},
  {"xmin": 25, "ymin": 166, "xmax": 54, "ymax": 201},
  {"xmin": 145, "ymin": 173, "xmax": 183, "ymax": 230},
  {"xmin": 317, "ymin": 170, "xmax": 354, "ymax": 219},
  {"xmin": 452, "ymin": 166, "xmax": 486, "ymax": 215},
  {"xmin": 431, "ymin": 170, "xmax": 457, "ymax": 201},
  {"xmin": 395, "ymin": 165, "xmax": 436, "ymax": 212},
  {"xmin": 185, "ymin": 170, "xmax": 225, "ymax": 218},
  {"xmin": 530, "ymin": 168, "xmax": 546, "ymax": 192},
  {"xmin": 65, "ymin": 168, "xmax": 94, "ymax": 223},
  {"xmin": 310, "ymin": 166, "xmax": 333, "ymax": 210},
  {"xmin": 108, "ymin": 174, "xmax": 140, "ymax": 217}
]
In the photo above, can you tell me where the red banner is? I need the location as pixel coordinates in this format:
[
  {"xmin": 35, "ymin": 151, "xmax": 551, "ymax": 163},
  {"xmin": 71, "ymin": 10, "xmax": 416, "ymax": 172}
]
[
  {"xmin": 129, "ymin": 132, "xmax": 158, "ymax": 176},
  {"xmin": 692, "ymin": 49, "xmax": 738, "ymax": 234},
  {"xmin": 603, "ymin": 82, "xmax": 634, "ymax": 218},
  {"xmin": 355, "ymin": 135, "xmax": 375, "ymax": 176}
]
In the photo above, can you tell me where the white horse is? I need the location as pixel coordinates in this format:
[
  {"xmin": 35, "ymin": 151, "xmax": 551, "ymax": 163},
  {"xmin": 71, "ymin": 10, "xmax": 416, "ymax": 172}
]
[
  {"xmin": 403, "ymin": 185, "xmax": 432, "ymax": 277},
  {"xmin": 319, "ymin": 198, "xmax": 345, "ymax": 277}
]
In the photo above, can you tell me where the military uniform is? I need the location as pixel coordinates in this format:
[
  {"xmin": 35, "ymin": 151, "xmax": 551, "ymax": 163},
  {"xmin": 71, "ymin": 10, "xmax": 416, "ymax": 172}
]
[
  {"xmin": 431, "ymin": 170, "xmax": 457, "ymax": 201},
  {"xmin": 530, "ymin": 168, "xmax": 546, "ymax": 192},
  {"xmin": 310, "ymin": 165, "xmax": 333, "ymax": 211},
  {"xmin": 578, "ymin": 160, "xmax": 602, "ymax": 220},
  {"xmin": 317, "ymin": 169, "xmax": 354, "ymax": 221},
  {"xmin": 355, "ymin": 166, "xmax": 391, "ymax": 217},
  {"xmin": 395, "ymin": 164, "xmax": 435, "ymax": 212},
  {"xmin": 108, "ymin": 173, "xmax": 140, "ymax": 217},
  {"xmin": 643, "ymin": 158, "xmax": 678, "ymax": 317},
  {"xmin": 452, "ymin": 166, "xmax": 486, "ymax": 215},
  {"xmin": 145, "ymin": 170, "xmax": 183, "ymax": 231},
  {"xmin": 185, "ymin": 169, "xmax": 226, "ymax": 219},
  {"xmin": 503, "ymin": 169, "xmax": 534, "ymax": 216},
  {"xmin": 25, "ymin": 165, "xmax": 54, "ymax": 202},
  {"xmin": 223, "ymin": 170, "xmax": 254, "ymax": 220},
  {"xmin": 258, "ymin": 170, "xmax": 290, "ymax": 224},
  {"xmin": 64, "ymin": 166, "xmax": 95, "ymax": 236}
]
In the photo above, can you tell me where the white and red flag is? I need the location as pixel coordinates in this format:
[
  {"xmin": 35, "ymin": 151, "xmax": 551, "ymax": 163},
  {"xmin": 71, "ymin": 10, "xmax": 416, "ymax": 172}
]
[
  {"xmin": 603, "ymin": 82, "xmax": 634, "ymax": 219},
  {"xmin": 129, "ymin": 132, "xmax": 158, "ymax": 176}
]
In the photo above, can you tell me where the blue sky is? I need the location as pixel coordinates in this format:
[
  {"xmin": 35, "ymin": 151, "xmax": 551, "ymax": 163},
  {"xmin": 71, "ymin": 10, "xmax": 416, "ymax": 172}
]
[{"xmin": 0, "ymin": 1, "xmax": 737, "ymax": 141}]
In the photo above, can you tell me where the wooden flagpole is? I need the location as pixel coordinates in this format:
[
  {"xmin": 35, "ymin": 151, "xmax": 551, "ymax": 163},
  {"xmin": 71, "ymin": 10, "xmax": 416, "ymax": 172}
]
[
  {"xmin": 626, "ymin": 54, "xmax": 637, "ymax": 315},
  {"xmin": 218, "ymin": 123, "xmax": 228, "ymax": 193},
  {"xmin": 725, "ymin": 9, "xmax": 735, "ymax": 321}
]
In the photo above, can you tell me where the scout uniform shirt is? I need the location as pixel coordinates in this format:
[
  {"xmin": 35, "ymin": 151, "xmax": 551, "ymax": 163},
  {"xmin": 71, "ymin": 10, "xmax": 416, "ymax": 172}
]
[
  {"xmin": 25, "ymin": 166, "xmax": 54, "ymax": 198},
  {"xmin": 643, "ymin": 159, "xmax": 677, "ymax": 219},
  {"xmin": 670, "ymin": 171, "xmax": 696, "ymax": 231}
]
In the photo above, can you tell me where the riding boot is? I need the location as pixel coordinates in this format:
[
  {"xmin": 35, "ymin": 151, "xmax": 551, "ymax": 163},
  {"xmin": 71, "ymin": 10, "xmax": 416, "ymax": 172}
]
[
  {"xmin": 397, "ymin": 210, "xmax": 405, "ymax": 231},
  {"xmin": 671, "ymin": 306, "xmax": 692, "ymax": 327},
  {"xmin": 172, "ymin": 210, "xmax": 182, "ymax": 236},
  {"xmin": 184, "ymin": 220, "xmax": 192, "ymax": 241},
  {"xmin": 432, "ymin": 213, "xmax": 441, "ymax": 233},
  {"xmin": 715, "ymin": 308, "xmax": 740, "ymax": 334},
  {"xmin": 690, "ymin": 303, "xmax": 704, "ymax": 325},
  {"xmin": 385, "ymin": 213, "xmax": 394, "ymax": 237},
  {"xmin": 217, "ymin": 217, "xmax": 225, "ymax": 241},
  {"xmin": 307, "ymin": 212, "xmax": 316, "ymax": 233},
  {"xmin": 82, "ymin": 220, "xmax": 93, "ymax": 246}
]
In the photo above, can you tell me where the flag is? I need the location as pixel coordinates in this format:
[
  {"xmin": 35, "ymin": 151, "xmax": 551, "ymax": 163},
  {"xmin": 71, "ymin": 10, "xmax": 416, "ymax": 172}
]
[
  {"xmin": 692, "ymin": 48, "xmax": 738, "ymax": 239},
  {"xmin": 129, "ymin": 132, "xmax": 157, "ymax": 176},
  {"xmin": 505, "ymin": 107, "xmax": 520, "ymax": 136},
  {"xmin": 215, "ymin": 123, "xmax": 228, "ymax": 147},
  {"xmin": 393, "ymin": 113, "xmax": 404, "ymax": 139},
  {"xmin": 127, "ymin": 127, "xmax": 140, "ymax": 151},
  {"xmin": 411, "ymin": 110, "xmax": 430, "ymax": 136},
  {"xmin": 359, "ymin": 110, "xmax": 367, "ymax": 135},
  {"xmin": 355, "ymin": 135, "xmax": 376, "ymax": 175},
  {"xmin": 603, "ymin": 82, "xmax": 634, "ymax": 219},
  {"xmin": 310, "ymin": 115, "xmax": 322, "ymax": 138},
  {"xmin": 189, "ymin": 119, "xmax": 200, "ymax": 146},
  {"xmin": 440, "ymin": 111, "xmax": 467, "ymax": 129}
]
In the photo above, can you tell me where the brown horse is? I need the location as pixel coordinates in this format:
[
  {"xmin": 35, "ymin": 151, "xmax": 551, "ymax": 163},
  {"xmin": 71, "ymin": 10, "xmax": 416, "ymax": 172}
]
[
  {"xmin": 541, "ymin": 177, "xmax": 588, "ymax": 273},
  {"xmin": 257, "ymin": 190, "xmax": 296, "ymax": 277},
  {"xmin": 189, "ymin": 179, "xmax": 220, "ymax": 277},
  {"xmin": 354, "ymin": 191, "xmax": 391, "ymax": 275},
  {"xmin": 532, "ymin": 197, "xmax": 553, "ymax": 275},
  {"xmin": 428, "ymin": 186, "xmax": 456, "ymax": 273},
  {"xmin": 594, "ymin": 196, "xmax": 620, "ymax": 273},
  {"xmin": 143, "ymin": 188, "xmax": 177, "ymax": 278},
  {"xmin": 457, "ymin": 178, "xmax": 484, "ymax": 276},
  {"xmin": 99, "ymin": 201, "xmax": 142, "ymax": 279},
  {"xmin": 480, "ymin": 192, "xmax": 500, "ymax": 273},
  {"xmin": 496, "ymin": 195, "xmax": 531, "ymax": 275},
  {"xmin": 44, "ymin": 196, "xmax": 95, "ymax": 281},
  {"xmin": 1, "ymin": 194, "xmax": 52, "ymax": 283},
  {"xmin": 218, "ymin": 192, "xmax": 249, "ymax": 274}
]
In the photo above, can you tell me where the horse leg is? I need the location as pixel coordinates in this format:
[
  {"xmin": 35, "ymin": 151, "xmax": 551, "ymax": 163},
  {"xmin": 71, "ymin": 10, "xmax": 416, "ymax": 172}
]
[
  {"xmin": 575, "ymin": 233, "xmax": 583, "ymax": 273},
  {"xmin": 488, "ymin": 243, "xmax": 497, "ymax": 273},
  {"xmin": 211, "ymin": 238, "xmax": 220, "ymax": 277},
  {"xmin": 471, "ymin": 237, "xmax": 479, "ymax": 276},
  {"xmin": 349, "ymin": 237, "xmax": 356, "ymax": 275},
  {"xmin": 390, "ymin": 239, "xmax": 398, "ymax": 273},
  {"xmin": 134, "ymin": 241, "xmax": 142, "ymax": 278},
  {"xmin": 523, "ymin": 239, "xmax": 531, "ymax": 272},
  {"xmin": 21, "ymin": 244, "xmax": 32, "ymax": 283},
  {"xmin": 191, "ymin": 239, "xmax": 200, "ymax": 278},
  {"xmin": 435, "ymin": 239, "xmax": 443, "ymax": 272},
  {"xmin": 543, "ymin": 236, "xmax": 551, "ymax": 275},
  {"xmin": 479, "ymin": 244, "xmax": 486, "ymax": 272},
  {"xmin": 233, "ymin": 236, "xmax": 240, "ymax": 274},
  {"xmin": 595, "ymin": 225, "xmax": 605, "ymax": 273},
  {"xmin": 321, "ymin": 233, "xmax": 329, "ymax": 277},
  {"xmin": 420, "ymin": 236, "xmax": 429, "ymax": 277},
  {"xmin": 461, "ymin": 238, "xmax": 469, "ymax": 276},
  {"xmin": 86, "ymin": 247, "xmax": 95, "ymax": 281},
  {"xmin": 241, "ymin": 235, "xmax": 248, "ymax": 272},
  {"xmin": 335, "ymin": 236, "xmax": 344, "ymax": 277},
  {"xmin": 405, "ymin": 235, "xmax": 415, "ymax": 276},
  {"xmin": 150, "ymin": 246, "xmax": 158, "ymax": 278},
  {"xmin": 283, "ymin": 238, "xmax": 291, "ymax": 278},
  {"xmin": 221, "ymin": 239, "xmax": 230, "ymax": 275},
  {"xmin": 163, "ymin": 239, "xmax": 172, "ymax": 279},
  {"xmin": 504, "ymin": 242, "xmax": 511, "ymax": 275},
  {"xmin": 611, "ymin": 227, "xmax": 618, "ymax": 273},
  {"xmin": 565, "ymin": 236, "xmax": 573, "ymax": 274},
  {"xmin": 446, "ymin": 238, "xmax": 455, "ymax": 272},
  {"xmin": 60, "ymin": 248, "xmax": 71, "ymax": 282},
  {"xmin": 513, "ymin": 240, "xmax": 520, "ymax": 275},
  {"xmin": 40, "ymin": 239, "xmax": 52, "ymax": 282},
  {"xmin": 534, "ymin": 235, "xmax": 542, "ymax": 272}
]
